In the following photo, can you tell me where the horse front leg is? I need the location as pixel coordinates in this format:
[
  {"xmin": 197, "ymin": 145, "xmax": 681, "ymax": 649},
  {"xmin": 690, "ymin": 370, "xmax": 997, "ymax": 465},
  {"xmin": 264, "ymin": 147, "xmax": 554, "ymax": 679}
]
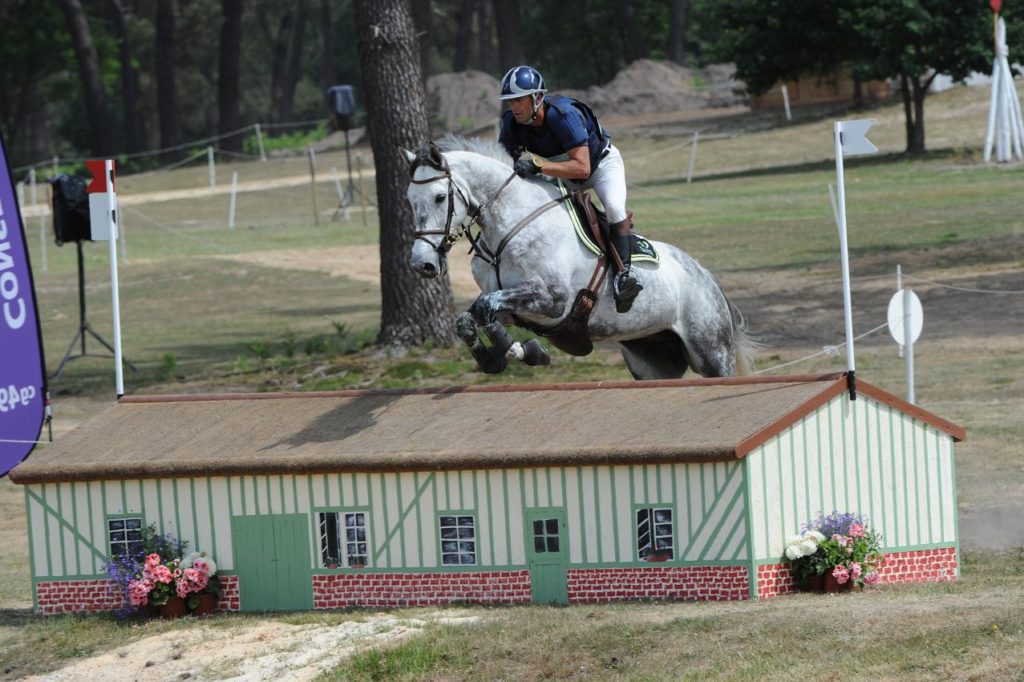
[
  {"xmin": 456, "ymin": 312, "xmax": 507, "ymax": 374},
  {"xmin": 468, "ymin": 276, "xmax": 570, "ymax": 368}
]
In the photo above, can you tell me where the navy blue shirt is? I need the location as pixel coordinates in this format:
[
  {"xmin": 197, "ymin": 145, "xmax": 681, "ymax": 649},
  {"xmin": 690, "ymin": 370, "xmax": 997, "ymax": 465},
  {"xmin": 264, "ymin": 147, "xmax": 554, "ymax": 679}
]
[{"xmin": 499, "ymin": 96, "xmax": 609, "ymax": 178}]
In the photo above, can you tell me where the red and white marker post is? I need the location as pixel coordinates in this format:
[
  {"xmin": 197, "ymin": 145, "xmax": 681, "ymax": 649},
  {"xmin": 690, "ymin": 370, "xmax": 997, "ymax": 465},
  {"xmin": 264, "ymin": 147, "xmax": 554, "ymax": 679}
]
[{"xmin": 85, "ymin": 159, "xmax": 124, "ymax": 398}]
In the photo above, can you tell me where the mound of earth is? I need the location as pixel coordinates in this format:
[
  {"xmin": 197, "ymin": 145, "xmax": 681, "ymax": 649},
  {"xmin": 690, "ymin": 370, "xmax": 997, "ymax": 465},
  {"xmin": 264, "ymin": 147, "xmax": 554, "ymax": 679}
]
[
  {"xmin": 561, "ymin": 60, "xmax": 747, "ymax": 117},
  {"xmin": 426, "ymin": 61, "xmax": 747, "ymax": 135}
]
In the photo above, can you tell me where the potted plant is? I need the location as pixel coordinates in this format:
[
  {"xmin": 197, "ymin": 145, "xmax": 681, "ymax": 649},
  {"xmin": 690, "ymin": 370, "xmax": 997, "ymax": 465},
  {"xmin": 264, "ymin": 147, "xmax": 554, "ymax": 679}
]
[
  {"xmin": 179, "ymin": 551, "xmax": 220, "ymax": 615},
  {"xmin": 105, "ymin": 524, "xmax": 189, "ymax": 618},
  {"xmin": 786, "ymin": 511, "xmax": 884, "ymax": 592}
]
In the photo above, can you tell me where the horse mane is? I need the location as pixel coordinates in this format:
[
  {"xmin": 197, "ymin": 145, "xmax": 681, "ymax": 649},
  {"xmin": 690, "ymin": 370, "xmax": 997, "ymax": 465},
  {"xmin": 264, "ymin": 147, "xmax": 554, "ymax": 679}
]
[{"xmin": 435, "ymin": 134, "xmax": 512, "ymax": 166}]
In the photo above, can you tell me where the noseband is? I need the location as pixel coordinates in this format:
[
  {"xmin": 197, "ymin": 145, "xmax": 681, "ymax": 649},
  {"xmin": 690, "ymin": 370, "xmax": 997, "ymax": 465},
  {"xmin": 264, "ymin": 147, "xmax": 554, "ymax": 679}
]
[{"xmin": 410, "ymin": 146, "xmax": 516, "ymax": 257}]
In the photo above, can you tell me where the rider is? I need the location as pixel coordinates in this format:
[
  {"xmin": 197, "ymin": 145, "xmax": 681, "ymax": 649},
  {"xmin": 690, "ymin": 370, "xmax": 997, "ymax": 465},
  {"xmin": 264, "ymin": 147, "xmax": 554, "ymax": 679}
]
[{"xmin": 497, "ymin": 65, "xmax": 643, "ymax": 313}]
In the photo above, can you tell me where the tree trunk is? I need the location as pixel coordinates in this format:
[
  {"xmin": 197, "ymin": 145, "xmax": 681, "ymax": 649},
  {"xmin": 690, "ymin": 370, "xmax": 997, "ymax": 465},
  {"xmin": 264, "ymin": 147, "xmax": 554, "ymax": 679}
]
[
  {"xmin": 910, "ymin": 77, "xmax": 927, "ymax": 155},
  {"xmin": 353, "ymin": 0, "xmax": 456, "ymax": 348},
  {"xmin": 453, "ymin": 0, "xmax": 473, "ymax": 72},
  {"xmin": 280, "ymin": 0, "xmax": 309, "ymax": 124},
  {"xmin": 316, "ymin": 0, "xmax": 336, "ymax": 89},
  {"xmin": 56, "ymin": 0, "xmax": 113, "ymax": 154},
  {"xmin": 268, "ymin": 11, "xmax": 292, "ymax": 127},
  {"xmin": 218, "ymin": 0, "xmax": 244, "ymax": 153},
  {"xmin": 900, "ymin": 74, "xmax": 913, "ymax": 153},
  {"xmin": 410, "ymin": 0, "xmax": 432, "ymax": 80},
  {"xmin": 618, "ymin": 0, "xmax": 648, "ymax": 62},
  {"xmin": 107, "ymin": 0, "xmax": 145, "ymax": 153},
  {"xmin": 476, "ymin": 0, "xmax": 495, "ymax": 74},
  {"xmin": 667, "ymin": 0, "xmax": 686, "ymax": 65},
  {"xmin": 155, "ymin": 0, "xmax": 182, "ymax": 153},
  {"xmin": 492, "ymin": 0, "xmax": 524, "ymax": 69}
]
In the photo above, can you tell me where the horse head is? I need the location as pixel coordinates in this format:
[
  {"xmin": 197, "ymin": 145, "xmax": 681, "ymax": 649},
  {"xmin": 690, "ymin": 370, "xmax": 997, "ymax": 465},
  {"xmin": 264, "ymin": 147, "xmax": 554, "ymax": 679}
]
[{"xmin": 404, "ymin": 142, "xmax": 473, "ymax": 279}]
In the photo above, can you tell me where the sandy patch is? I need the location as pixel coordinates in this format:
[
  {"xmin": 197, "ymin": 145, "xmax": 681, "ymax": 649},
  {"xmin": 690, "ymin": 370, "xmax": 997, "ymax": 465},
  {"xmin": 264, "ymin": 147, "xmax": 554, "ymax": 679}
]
[
  {"xmin": 214, "ymin": 245, "xmax": 482, "ymax": 299},
  {"xmin": 25, "ymin": 611, "xmax": 479, "ymax": 682}
]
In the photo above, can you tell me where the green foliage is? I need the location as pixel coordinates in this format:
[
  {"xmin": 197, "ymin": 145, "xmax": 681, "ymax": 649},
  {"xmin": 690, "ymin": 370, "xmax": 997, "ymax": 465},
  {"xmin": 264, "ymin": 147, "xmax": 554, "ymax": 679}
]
[
  {"xmin": 157, "ymin": 353, "xmax": 178, "ymax": 382},
  {"xmin": 242, "ymin": 123, "xmax": 330, "ymax": 156}
]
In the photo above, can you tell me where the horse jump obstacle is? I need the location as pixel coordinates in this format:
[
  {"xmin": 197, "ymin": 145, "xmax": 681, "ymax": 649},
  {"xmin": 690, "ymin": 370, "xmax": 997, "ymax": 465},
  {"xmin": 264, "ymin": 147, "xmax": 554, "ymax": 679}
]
[{"xmin": 10, "ymin": 373, "xmax": 963, "ymax": 613}]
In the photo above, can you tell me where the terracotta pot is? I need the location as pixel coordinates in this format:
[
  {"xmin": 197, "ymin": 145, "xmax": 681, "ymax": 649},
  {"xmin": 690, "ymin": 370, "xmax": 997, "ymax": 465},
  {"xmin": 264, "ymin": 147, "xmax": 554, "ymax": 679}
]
[
  {"xmin": 158, "ymin": 596, "xmax": 188, "ymax": 619},
  {"xmin": 823, "ymin": 573, "xmax": 862, "ymax": 593},
  {"xmin": 191, "ymin": 593, "xmax": 217, "ymax": 616}
]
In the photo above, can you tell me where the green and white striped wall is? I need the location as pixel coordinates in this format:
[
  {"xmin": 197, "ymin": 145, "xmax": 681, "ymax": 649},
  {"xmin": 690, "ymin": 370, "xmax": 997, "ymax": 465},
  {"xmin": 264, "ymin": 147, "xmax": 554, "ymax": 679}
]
[
  {"xmin": 23, "ymin": 460, "xmax": 749, "ymax": 581},
  {"xmin": 746, "ymin": 393, "xmax": 958, "ymax": 562}
]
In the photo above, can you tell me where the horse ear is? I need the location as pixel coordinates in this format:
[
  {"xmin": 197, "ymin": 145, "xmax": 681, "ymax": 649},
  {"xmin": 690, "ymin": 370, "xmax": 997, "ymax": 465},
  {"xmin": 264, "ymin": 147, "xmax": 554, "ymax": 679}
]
[
  {"xmin": 428, "ymin": 141, "xmax": 444, "ymax": 166},
  {"xmin": 400, "ymin": 148, "xmax": 416, "ymax": 163}
]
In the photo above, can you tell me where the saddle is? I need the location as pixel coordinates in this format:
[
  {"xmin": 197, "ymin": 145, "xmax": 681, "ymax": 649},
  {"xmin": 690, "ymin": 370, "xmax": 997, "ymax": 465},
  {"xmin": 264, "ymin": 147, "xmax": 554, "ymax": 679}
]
[{"xmin": 512, "ymin": 190, "xmax": 658, "ymax": 357}]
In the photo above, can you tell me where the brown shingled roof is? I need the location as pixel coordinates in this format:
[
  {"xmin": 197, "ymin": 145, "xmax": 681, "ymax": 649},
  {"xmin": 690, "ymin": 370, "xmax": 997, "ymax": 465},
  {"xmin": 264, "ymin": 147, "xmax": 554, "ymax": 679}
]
[{"xmin": 8, "ymin": 373, "xmax": 964, "ymax": 484}]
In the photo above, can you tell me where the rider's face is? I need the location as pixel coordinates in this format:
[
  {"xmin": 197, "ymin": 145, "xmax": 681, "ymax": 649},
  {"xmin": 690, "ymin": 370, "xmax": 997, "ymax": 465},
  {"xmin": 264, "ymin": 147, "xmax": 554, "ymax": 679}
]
[{"xmin": 508, "ymin": 95, "xmax": 536, "ymax": 124}]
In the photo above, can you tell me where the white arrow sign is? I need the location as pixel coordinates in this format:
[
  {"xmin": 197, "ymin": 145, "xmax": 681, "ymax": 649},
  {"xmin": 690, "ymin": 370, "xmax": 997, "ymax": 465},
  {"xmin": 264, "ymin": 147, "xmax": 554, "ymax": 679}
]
[{"xmin": 838, "ymin": 119, "xmax": 878, "ymax": 157}]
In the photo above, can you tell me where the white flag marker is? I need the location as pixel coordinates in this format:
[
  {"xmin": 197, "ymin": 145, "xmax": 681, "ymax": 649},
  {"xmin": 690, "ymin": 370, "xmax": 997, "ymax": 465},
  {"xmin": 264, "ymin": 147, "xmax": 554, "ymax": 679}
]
[{"xmin": 833, "ymin": 119, "xmax": 878, "ymax": 400}]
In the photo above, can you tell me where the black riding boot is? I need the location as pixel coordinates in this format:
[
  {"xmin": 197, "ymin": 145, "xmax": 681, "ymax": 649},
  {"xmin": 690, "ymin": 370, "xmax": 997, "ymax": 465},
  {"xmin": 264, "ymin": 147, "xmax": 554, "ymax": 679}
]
[{"xmin": 611, "ymin": 231, "xmax": 643, "ymax": 313}]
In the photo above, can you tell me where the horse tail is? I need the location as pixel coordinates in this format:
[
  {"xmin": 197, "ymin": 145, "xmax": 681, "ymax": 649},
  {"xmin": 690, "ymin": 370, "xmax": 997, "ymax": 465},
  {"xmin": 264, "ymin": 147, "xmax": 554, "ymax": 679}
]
[{"xmin": 725, "ymin": 295, "xmax": 760, "ymax": 377}]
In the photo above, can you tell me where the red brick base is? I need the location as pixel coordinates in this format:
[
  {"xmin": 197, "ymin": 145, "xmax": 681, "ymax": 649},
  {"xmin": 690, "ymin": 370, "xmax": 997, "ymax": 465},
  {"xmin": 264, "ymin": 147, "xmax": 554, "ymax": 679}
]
[
  {"xmin": 758, "ymin": 545, "xmax": 958, "ymax": 599},
  {"xmin": 567, "ymin": 565, "xmax": 750, "ymax": 602},
  {"xmin": 312, "ymin": 570, "xmax": 532, "ymax": 608},
  {"xmin": 34, "ymin": 575, "xmax": 241, "ymax": 615},
  {"xmin": 876, "ymin": 547, "xmax": 958, "ymax": 584},
  {"xmin": 35, "ymin": 580, "xmax": 124, "ymax": 615}
]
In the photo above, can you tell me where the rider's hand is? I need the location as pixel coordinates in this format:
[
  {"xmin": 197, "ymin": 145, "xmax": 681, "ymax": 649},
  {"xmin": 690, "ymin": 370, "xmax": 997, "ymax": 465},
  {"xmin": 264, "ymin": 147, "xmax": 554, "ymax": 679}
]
[{"xmin": 514, "ymin": 157, "xmax": 544, "ymax": 178}]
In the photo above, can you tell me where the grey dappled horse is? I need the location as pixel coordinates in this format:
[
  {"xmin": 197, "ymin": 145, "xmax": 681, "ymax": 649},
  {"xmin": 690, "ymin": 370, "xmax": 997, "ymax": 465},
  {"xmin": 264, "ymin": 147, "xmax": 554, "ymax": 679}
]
[{"xmin": 405, "ymin": 138, "xmax": 755, "ymax": 380}]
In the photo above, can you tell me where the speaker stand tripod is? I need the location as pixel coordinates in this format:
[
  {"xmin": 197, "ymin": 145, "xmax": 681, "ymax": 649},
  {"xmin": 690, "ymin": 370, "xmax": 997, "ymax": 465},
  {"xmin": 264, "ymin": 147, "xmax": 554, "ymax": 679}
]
[{"xmin": 51, "ymin": 241, "xmax": 137, "ymax": 381}]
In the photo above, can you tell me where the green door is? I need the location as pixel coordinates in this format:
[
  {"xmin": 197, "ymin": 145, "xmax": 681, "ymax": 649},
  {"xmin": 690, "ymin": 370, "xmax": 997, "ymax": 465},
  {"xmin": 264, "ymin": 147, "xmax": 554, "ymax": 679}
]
[
  {"xmin": 231, "ymin": 514, "xmax": 313, "ymax": 611},
  {"xmin": 525, "ymin": 507, "xmax": 569, "ymax": 605}
]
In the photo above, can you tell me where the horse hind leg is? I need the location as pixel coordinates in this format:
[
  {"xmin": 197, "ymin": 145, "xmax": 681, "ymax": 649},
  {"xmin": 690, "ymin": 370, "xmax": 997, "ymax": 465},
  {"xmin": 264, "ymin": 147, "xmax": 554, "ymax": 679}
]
[{"xmin": 619, "ymin": 331, "xmax": 690, "ymax": 380}]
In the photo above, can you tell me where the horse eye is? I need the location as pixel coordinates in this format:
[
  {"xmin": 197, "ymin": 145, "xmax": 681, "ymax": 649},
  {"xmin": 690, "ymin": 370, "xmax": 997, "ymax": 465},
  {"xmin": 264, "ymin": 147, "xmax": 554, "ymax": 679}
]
[{"xmin": 434, "ymin": 194, "xmax": 446, "ymax": 204}]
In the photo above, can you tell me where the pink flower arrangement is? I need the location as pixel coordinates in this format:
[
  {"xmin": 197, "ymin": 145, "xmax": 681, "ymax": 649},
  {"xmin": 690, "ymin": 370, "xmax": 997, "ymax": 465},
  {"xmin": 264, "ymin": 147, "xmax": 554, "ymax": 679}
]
[
  {"xmin": 127, "ymin": 553, "xmax": 182, "ymax": 606},
  {"xmin": 789, "ymin": 511, "xmax": 885, "ymax": 589}
]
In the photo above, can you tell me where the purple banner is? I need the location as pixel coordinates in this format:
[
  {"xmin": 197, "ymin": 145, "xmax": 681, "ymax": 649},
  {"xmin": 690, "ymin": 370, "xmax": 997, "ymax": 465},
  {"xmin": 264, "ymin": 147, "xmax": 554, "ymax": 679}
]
[{"xmin": 0, "ymin": 132, "xmax": 46, "ymax": 477}]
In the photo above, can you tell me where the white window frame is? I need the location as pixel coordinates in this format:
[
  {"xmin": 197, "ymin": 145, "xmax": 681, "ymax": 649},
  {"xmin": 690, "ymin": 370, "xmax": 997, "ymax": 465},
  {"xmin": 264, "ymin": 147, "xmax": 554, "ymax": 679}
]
[
  {"xmin": 636, "ymin": 507, "xmax": 674, "ymax": 561},
  {"xmin": 107, "ymin": 516, "xmax": 144, "ymax": 558},
  {"xmin": 438, "ymin": 513, "xmax": 477, "ymax": 566},
  {"xmin": 317, "ymin": 510, "xmax": 370, "ymax": 568}
]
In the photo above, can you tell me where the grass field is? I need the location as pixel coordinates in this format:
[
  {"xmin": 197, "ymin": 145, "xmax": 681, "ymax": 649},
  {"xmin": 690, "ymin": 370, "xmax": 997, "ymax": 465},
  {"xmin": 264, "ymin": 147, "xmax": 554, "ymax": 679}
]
[{"xmin": 1, "ymin": 82, "xmax": 1022, "ymax": 679}]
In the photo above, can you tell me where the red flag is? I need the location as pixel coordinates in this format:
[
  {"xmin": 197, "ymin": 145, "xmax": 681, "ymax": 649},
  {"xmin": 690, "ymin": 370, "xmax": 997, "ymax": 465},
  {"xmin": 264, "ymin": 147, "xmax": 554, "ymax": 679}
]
[{"xmin": 991, "ymin": 0, "xmax": 1002, "ymax": 14}]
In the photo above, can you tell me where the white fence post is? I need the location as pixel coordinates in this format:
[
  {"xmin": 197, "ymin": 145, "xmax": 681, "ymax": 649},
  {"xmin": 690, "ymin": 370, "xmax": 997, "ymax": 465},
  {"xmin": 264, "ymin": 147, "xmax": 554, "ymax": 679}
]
[
  {"xmin": 207, "ymin": 146, "xmax": 216, "ymax": 188},
  {"xmin": 255, "ymin": 123, "xmax": 267, "ymax": 162},
  {"xmin": 686, "ymin": 131, "xmax": 700, "ymax": 184},
  {"xmin": 229, "ymin": 172, "xmax": 238, "ymax": 229}
]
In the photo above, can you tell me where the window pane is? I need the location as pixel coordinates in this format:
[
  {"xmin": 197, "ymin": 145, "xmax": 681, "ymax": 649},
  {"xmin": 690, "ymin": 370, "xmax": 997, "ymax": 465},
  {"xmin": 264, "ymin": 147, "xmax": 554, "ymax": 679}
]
[
  {"xmin": 459, "ymin": 541, "xmax": 475, "ymax": 553},
  {"xmin": 460, "ymin": 553, "xmax": 475, "ymax": 565},
  {"xmin": 125, "ymin": 518, "xmax": 142, "ymax": 530},
  {"xmin": 547, "ymin": 537, "xmax": 559, "ymax": 552},
  {"xmin": 534, "ymin": 537, "xmax": 546, "ymax": 552},
  {"xmin": 533, "ymin": 520, "xmax": 544, "ymax": 535},
  {"xmin": 441, "ymin": 527, "xmax": 458, "ymax": 539},
  {"xmin": 545, "ymin": 519, "xmax": 558, "ymax": 535},
  {"xmin": 458, "ymin": 527, "xmax": 474, "ymax": 539},
  {"xmin": 459, "ymin": 516, "xmax": 474, "ymax": 527},
  {"xmin": 442, "ymin": 554, "xmax": 459, "ymax": 565},
  {"xmin": 442, "ymin": 540, "xmax": 459, "ymax": 553},
  {"xmin": 108, "ymin": 519, "xmax": 125, "ymax": 531},
  {"xmin": 110, "ymin": 531, "xmax": 125, "ymax": 542},
  {"xmin": 655, "ymin": 509, "xmax": 672, "ymax": 523},
  {"xmin": 440, "ymin": 516, "xmax": 456, "ymax": 527}
]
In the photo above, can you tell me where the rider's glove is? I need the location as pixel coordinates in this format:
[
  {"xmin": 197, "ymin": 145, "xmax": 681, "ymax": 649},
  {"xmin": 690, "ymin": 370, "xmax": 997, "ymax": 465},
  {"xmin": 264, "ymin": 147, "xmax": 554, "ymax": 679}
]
[{"xmin": 514, "ymin": 156, "xmax": 544, "ymax": 178}]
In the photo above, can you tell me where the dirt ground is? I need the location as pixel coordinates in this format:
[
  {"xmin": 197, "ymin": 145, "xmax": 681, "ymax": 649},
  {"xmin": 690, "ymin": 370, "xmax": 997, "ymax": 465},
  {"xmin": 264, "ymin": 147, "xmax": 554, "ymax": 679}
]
[{"xmin": 21, "ymin": 611, "xmax": 479, "ymax": 682}]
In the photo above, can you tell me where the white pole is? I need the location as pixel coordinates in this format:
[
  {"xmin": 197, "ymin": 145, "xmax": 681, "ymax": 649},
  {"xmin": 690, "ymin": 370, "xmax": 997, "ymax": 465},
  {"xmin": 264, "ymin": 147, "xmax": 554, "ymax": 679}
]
[
  {"xmin": 895, "ymin": 265, "xmax": 904, "ymax": 358},
  {"xmin": 834, "ymin": 121, "xmax": 857, "ymax": 399},
  {"xmin": 29, "ymin": 168, "xmax": 37, "ymax": 208},
  {"xmin": 307, "ymin": 146, "xmax": 320, "ymax": 226},
  {"xmin": 229, "ymin": 171, "xmax": 238, "ymax": 229},
  {"xmin": 16, "ymin": 182, "xmax": 24, "ymax": 213},
  {"xmin": 781, "ymin": 84, "xmax": 793, "ymax": 122},
  {"xmin": 255, "ymin": 123, "xmax": 267, "ymax": 162},
  {"xmin": 984, "ymin": 57, "xmax": 1000, "ymax": 161},
  {"xmin": 105, "ymin": 160, "xmax": 124, "ymax": 398},
  {"xmin": 903, "ymin": 283, "xmax": 915, "ymax": 404},
  {"xmin": 207, "ymin": 146, "xmax": 216, "ymax": 188},
  {"xmin": 686, "ymin": 131, "xmax": 699, "ymax": 184}
]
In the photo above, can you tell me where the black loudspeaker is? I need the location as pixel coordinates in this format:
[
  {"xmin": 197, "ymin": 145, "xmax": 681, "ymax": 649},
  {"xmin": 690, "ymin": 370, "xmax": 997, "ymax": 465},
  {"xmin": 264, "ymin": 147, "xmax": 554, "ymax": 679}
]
[
  {"xmin": 50, "ymin": 174, "xmax": 92, "ymax": 245},
  {"xmin": 327, "ymin": 85, "xmax": 357, "ymax": 131}
]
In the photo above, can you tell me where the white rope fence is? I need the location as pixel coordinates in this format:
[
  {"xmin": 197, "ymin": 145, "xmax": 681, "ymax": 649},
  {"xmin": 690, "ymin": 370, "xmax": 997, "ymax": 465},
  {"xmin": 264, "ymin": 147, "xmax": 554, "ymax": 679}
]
[{"xmin": 755, "ymin": 322, "xmax": 889, "ymax": 375}]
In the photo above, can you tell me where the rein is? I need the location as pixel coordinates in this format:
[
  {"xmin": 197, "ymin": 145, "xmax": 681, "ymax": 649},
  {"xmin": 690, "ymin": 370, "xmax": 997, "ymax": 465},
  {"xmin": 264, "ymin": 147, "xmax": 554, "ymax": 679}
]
[{"xmin": 411, "ymin": 153, "xmax": 570, "ymax": 288}]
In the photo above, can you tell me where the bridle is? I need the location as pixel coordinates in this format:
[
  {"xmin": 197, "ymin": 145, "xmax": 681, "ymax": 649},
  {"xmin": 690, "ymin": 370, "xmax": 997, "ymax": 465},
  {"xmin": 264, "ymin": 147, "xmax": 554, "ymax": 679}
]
[{"xmin": 409, "ymin": 144, "xmax": 568, "ymax": 287}]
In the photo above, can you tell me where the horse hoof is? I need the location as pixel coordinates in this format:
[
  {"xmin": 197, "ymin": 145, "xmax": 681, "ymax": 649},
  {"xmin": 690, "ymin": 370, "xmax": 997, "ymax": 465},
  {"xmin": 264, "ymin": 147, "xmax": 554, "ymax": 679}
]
[
  {"xmin": 521, "ymin": 339, "xmax": 551, "ymax": 366},
  {"xmin": 480, "ymin": 351, "xmax": 508, "ymax": 374}
]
